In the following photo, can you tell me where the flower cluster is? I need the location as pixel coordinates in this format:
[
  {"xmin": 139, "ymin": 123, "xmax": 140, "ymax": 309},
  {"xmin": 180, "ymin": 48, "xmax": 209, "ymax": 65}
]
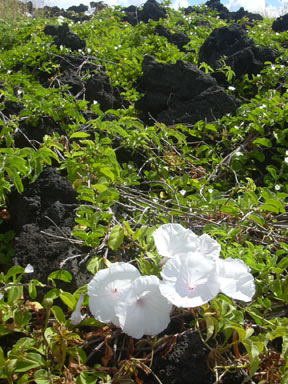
[
  {"xmin": 87, "ymin": 262, "xmax": 172, "ymax": 339},
  {"xmin": 81, "ymin": 224, "xmax": 255, "ymax": 339}
]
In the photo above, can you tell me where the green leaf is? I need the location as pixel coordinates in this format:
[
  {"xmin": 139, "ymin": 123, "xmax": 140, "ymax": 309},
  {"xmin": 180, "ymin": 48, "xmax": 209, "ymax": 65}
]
[
  {"xmin": 96, "ymin": 189, "xmax": 119, "ymax": 203},
  {"xmin": 59, "ymin": 292, "xmax": 77, "ymax": 310},
  {"xmin": 15, "ymin": 352, "xmax": 46, "ymax": 372},
  {"xmin": 70, "ymin": 132, "xmax": 90, "ymax": 139},
  {"xmin": 50, "ymin": 305, "xmax": 66, "ymax": 324},
  {"xmin": 108, "ymin": 225, "xmax": 124, "ymax": 251},
  {"xmin": 48, "ymin": 270, "xmax": 72, "ymax": 283},
  {"xmin": 0, "ymin": 347, "xmax": 5, "ymax": 366},
  {"xmin": 28, "ymin": 280, "xmax": 37, "ymax": 299},
  {"xmin": 5, "ymin": 167, "xmax": 24, "ymax": 194},
  {"xmin": 5, "ymin": 265, "xmax": 24, "ymax": 282},
  {"xmin": 7, "ymin": 286, "xmax": 23, "ymax": 305},
  {"xmin": 260, "ymin": 199, "xmax": 285, "ymax": 214},
  {"xmin": 247, "ymin": 213, "xmax": 265, "ymax": 226},
  {"xmin": 252, "ymin": 138, "xmax": 272, "ymax": 147},
  {"xmin": 99, "ymin": 167, "xmax": 115, "ymax": 182}
]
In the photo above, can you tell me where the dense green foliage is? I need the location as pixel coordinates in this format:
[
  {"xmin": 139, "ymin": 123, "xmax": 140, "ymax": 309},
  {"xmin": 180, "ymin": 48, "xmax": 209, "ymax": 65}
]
[{"xmin": 0, "ymin": 3, "xmax": 288, "ymax": 383}]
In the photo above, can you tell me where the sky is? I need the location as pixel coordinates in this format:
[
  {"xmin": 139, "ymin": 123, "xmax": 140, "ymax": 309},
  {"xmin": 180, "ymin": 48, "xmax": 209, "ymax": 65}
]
[{"xmin": 27, "ymin": 0, "xmax": 286, "ymax": 17}]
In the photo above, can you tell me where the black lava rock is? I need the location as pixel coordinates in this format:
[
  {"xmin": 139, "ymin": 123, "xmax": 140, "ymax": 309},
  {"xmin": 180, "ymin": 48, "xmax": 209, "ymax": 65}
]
[{"xmin": 135, "ymin": 55, "xmax": 239, "ymax": 125}]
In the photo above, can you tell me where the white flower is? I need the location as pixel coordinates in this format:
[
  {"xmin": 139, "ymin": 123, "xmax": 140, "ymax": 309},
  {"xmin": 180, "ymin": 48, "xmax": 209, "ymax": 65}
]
[
  {"xmin": 284, "ymin": 157, "xmax": 288, "ymax": 163},
  {"xmin": 217, "ymin": 258, "xmax": 255, "ymax": 302},
  {"xmin": 275, "ymin": 184, "xmax": 281, "ymax": 191},
  {"xmin": 24, "ymin": 264, "xmax": 34, "ymax": 274},
  {"xmin": 160, "ymin": 252, "xmax": 220, "ymax": 308},
  {"xmin": 115, "ymin": 275, "xmax": 172, "ymax": 339},
  {"xmin": 199, "ymin": 234, "xmax": 221, "ymax": 261},
  {"xmin": 228, "ymin": 86, "xmax": 235, "ymax": 91},
  {"xmin": 0, "ymin": 293, "xmax": 3, "ymax": 300},
  {"xmin": 70, "ymin": 293, "xmax": 86, "ymax": 325},
  {"xmin": 87, "ymin": 262, "xmax": 140, "ymax": 326},
  {"xmin": 153, "ymin": 224, "xmax": 199, "ymax": 258}
]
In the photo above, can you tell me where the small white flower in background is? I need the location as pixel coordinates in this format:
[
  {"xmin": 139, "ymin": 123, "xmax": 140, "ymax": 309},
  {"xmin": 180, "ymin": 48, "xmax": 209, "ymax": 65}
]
[
  {"xmin": 228, "ymin": 86, "xmax": 235, "ymax": 91},
  {"xmin": 57, "ymin": 16, "xmax": 65, "ymax": 24},
  {"xmin": 87, "ymin": 47, "xmax": 91, "ymax": 54},
  {"xmin": 275, "ymin": 184, "xmax": 281, "ymax": 191},
  {"xmin": 217, "ymin": 258, "xmax": 255, "ymax": 302},
  {"xmin": 284, "ymin": 157, "xmax": 288, "ymax": 164},
  {"xmin": 0, "ymin": 293, "xmax": 3, "ymax": 300},
  {"xmin": 24, "ymin": 264, "xmax": 34, "ymax": 274},
  {"xmin": 179, "ymin": 189, "xmax": 186, "ymax": 196},
  {"xmin": 115, "ymin": 275, "xmax": 172, "ymax": 339},
  {"xmin": 152, "ymin": 223, "xmax": 199, "ymax": 258},
  {"xmin": 70, "ymin": 293, "xmax": 86, "ymax": 325},
  {"xmin": 87, "ymin": 262, "xmax": 140, "ymax": 326},
  {"xmin": 160, "ymin": 252, "xmax": 220, "ymax": 308}
]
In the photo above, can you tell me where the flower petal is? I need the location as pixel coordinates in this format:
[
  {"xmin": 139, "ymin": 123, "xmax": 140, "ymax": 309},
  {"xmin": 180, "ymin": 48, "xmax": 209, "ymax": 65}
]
[
  {"xmin": 153, "ymin": 224, "xmax": 199, "ymax": 258},
  {"xmin": 217, "ymin": 258, "xmax": 255, "ymax": 302},
  {"xmin": 115, "ymin": 275, "xmax": 172, "ymax": 339},
  {"xmin": 160, "ymin": 253, "xmax": 219, "ymax": 307},
  {"xmin": 199, "ymin": 234, "xmax": 221, "ymax": 261},
  {"xmin": 87, "ymin": 262, "xmax": 140, "ymax": 325},
  {"xmin": 24, "ymin": 264, "xmax": 34, "ymax": 274},
  {"xmin": 70, "ymin": 293, "xmax": 86, "ymax": 325}
]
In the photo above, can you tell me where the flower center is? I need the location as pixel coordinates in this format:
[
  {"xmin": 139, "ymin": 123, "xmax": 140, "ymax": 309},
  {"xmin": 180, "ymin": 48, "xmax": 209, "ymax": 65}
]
[{"xmin": 187, "ymin": 284, "xmax": 195, "ymax": 291}]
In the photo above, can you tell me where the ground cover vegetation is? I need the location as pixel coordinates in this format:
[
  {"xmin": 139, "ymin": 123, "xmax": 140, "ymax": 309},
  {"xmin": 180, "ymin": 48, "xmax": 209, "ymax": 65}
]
[{"xmin": 0, "ymin": 0, "xmax": 288, "ymax": 382}]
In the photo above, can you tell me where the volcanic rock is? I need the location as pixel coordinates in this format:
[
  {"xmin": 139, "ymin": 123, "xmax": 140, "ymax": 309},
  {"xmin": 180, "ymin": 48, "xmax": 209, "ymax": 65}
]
[
  {"xmin": 6, "ymin": 167, "xmax": 89, "ymax": 287},
  {"xmin": 67, "ymin": 4, "xmax": 89, "ymax": 13},
  {"xmin": 135, "ymin": 55, "xmax": 239, "ymax": 125},
  {"xmin": 185, "ymin": 0, "xmax": 262, "ymax": 23},
  {"xmin": 44, "ymin": 23, "xmax": 86, "ymax": 51},
  {"xmin": 155, "ymin": 25, "xmax": 190, "ymax": 51},
  {"xmin": 38, "ymin": 54, "xmax": 126, "ymax": 111},
  {"xmin": 272, "ymin": 13, "xmax": 288, "ymax": 32},
  {"xmin": 198, "ymin": 24, "xmax": 279, "ymax": 82},
  {"xmin": 123, "ymin": 0, "xmax": 167, "ymax": 25}
]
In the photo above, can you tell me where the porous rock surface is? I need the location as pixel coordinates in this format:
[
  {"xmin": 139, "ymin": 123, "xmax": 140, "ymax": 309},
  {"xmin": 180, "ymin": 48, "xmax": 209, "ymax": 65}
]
[
  {"xmin": 6, "ymin": 167, "xmax": 89, "ymax": 288},
  {"xmin": 198, "ymin": 24, "xmax": 279, "ymax": 82},
  {"xmin": 145, "ymin": 331, "xmax": 247, "ymax": 384},
  {"xmin": 135, "ymin": 55, "xmax": 239, "ymax": 125}
]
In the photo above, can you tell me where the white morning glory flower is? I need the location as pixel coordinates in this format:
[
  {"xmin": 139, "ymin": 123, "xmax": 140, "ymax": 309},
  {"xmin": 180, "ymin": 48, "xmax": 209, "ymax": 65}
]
[
  {"xmin": 88, "ymin": 262, "xmax": 140, "ymax": 326},
  {"xmin": 115, "ymin": 275, "xmax": 172, "ymax": 339},
  {"xmin": 160, "ymin": 252, "xmax": 220, "ymax": 308},
  {"xmin": 217, "ymin": 258, "xmax": 255, "ymax": 302},
  {"xmin": 24, "ymin": 264, "xmax": 34, "ymax": 274},
  {"xmin": 70, "ymin": 293, "xmax": 86, "ymax": 325},
  {"xmin": 199, "ymin": 234, "xmax": 221, "ymax": 262},
  {"xmin": 153, "ymin": 224, "xmax": 200, "ymax": 258}
]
